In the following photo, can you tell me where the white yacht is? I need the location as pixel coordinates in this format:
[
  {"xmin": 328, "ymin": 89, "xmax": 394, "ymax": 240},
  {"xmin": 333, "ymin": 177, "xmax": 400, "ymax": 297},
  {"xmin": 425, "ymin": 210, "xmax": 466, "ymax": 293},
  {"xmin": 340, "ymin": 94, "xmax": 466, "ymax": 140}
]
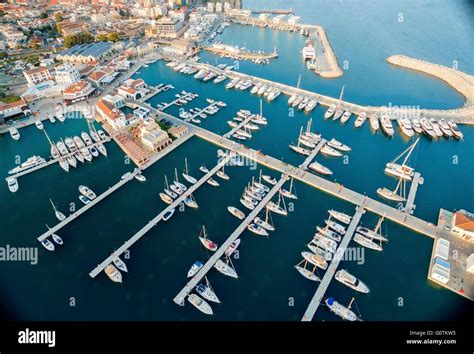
[
  {"xmin": 301, "ymin": 251, "xmax": 328, "ymax": 270},
  {"xmin": 41, "ymin": 239, "xmax": 55, "ymax": 251},
  {"xmin": 327, "ymin": 138, "xmax": 351, "ymax": 152},
  {"xmin": 79, "ymin": 185, "xmax": 96, "ymax": 200},
  {"xmin": 113, "ymin": 255, "xmax": 128, "ymax": 273},
  {"xmin": 51, "ymin": 233, "xmax": 63, "ymax": 245},
  {"xmin": 213, "ymin": 259, "xmax": 238, "ymax": 278},
  {"xmin": 325, "ymin": 219, "xmax": 346, "ymax": 234},
  {"xmin": 380, "ymin": 115, "xmax": 395, "ymax": 137},
  {"xmin": 35, "ymin": 120, "xmax": 44, "ymax": 130},
  {"xmin": 340, "ymin": 111, "xmax": 352, "ymax": 124},
  {"xmin": 309, "ymin": 161, "xmax": 332, "ymax": 175},
  {"xmin": 81, "ymin": 131, "xmax": 93, "ymax": 146},
  {"xmin": 7, "ymin": 177, "xmax": 18, "ymax": 193},
  {"xmin": 321, "ymin": 145, "xmax": 342, "ymax": 157},
  {"xmin": 354, "ymin": 112, "xmax": 367, "ymax": 128},
  {"xmin": 335, "ymin": 270, "xmax": 369, "ymax": 293},
  {"xmin": 227, "ymin": 206, "xmax": 245, "ymax": 220},
  {"xmin": 104, "ymin": 264, "xmax": 122, "ymax": 283},
  {"xmin": 187, "ymin": 261, "xmax": 203, "ymax": 278},
  {"xmin": 9, "ymin": 127, "xmax": 20, "ymax": 140},
  {"xmin": 324, "ymin": 104, "xmax": 336, "ymax": 119},
  {"xmin": 369, "ymin": 114, "xmax": 380, "ymax": 131},
  {"xmin": 187, "ymin": 294, "xmax": 213, "ymax": 315},
  {"xmin": 247, "ymin": 223, "xmax": 269, "ymax": 236},
  {"xmin": 328, "ymin": 210, "xmax": 352, "ymax": 224},
  {"xmin": 398, "ymin": 117, "xmax": 415, "ymax": 138},
  {"xmin": 353, "ymin": 233, "xmax": 383, "ymax": 251},
  {"xmin": 325, "ymin": 297, "xmax": 358, "ymax": 321},
  {"xmin": 9, "ymin": 156, "xmax": 46, "ymax": 175}
]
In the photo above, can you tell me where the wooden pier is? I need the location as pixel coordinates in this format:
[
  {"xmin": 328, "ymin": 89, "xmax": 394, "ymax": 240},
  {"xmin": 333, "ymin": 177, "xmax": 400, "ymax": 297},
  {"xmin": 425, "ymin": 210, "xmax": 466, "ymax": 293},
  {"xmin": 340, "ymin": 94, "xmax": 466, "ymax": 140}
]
[
  {"xmin": 301, "ymin": 206, "xmax": 365, "ymax": 321},
  {"xmin": 172, "ymin": 172, "xmax": 291, "ymax": 306},
  {"xmin": 405, "ymin": 172, "xmax": 422, "ymax": 214},
  {"xmin": 88, "ymin": 153, "xmax": 236, "ymax": 278}
]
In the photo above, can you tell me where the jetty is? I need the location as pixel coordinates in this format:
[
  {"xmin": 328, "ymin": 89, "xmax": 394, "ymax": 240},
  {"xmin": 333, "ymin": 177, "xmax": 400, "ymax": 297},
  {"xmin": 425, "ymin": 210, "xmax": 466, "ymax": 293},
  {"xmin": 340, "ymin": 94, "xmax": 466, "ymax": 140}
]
[
  {"xmin": 204, "ymin": 45, "xmax": 278, "ymax": 62},
  {"xmin": 301, "ymin": 206, "xmax": 365, "ymax": 321},
  {"xmin": 404, "ymin": 172, "xmax": 422, "ymax": 214},
  {"xmin": 173, "ymin": 172, "xmax": 291, "ymax": 306},
  {"xmin": 251, "ymin": 9, "xmax": 294, "ymax": 15},
  {"xmin": 299, "ymin": 138, "xmax": 327, "ymax": 170},
  {"xmin": 89, "ymin": 152, "xmax": 236, "ymax": 278}
]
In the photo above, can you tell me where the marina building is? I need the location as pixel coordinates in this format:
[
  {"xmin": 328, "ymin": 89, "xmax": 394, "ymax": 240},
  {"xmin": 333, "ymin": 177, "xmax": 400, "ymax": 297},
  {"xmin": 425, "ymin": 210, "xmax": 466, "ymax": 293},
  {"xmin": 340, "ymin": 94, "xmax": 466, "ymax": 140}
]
[
  {"xmin": 117, "ymin": 79, "xmax": 149, "ymax": 101},
  {"xmin": 23, "ymin": 66, "xmax": 53, "ymax": 87},
  {"xmin": 56, "ymin": 42, "xmax": 113, "ymax": 64},
  {"xmin": 95, "ymin": 98, "xmax": 127, "ymax": 130},
  {"xmin": 55, "ymin": 64, "xmax": 81, "ymax": 86},
  {"xmin": 0, "ymin": 99, "xmax": 27, "ymax": 119},
  {"xmin": 137, "ymin": 121, "xmax": 172, "ymax": 152},
  {"xmin": 146, "ymin": 17, "xmax": 186, "ymax": 38},
  {"xmin": 451, "ymin": 210, "xmax": 474, "ymax": 243},
  {"xmin": 102, "ymin": 94, "xmax": 125, "ymax": 109},
  {"xmin": 168, "ymin": 125, "xmax": 188, "ymax": 138},
  {"xmin": 62, "ymin": 79, "xmax": 95, "ymax": 104},
  {"xmin": 434, "ymin": 238, "xmax": 450, "ymax": 261},
  {"xmin": 430, "ymin": 257, "xmax": 451, "ymax": 285}
]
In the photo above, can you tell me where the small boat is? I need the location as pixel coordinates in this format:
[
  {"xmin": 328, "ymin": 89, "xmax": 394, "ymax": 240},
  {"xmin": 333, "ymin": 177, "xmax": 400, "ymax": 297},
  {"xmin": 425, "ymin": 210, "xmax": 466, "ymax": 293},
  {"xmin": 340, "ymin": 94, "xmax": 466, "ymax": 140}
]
[
  {"xmin": 335, "ymin": 269, "xmax": 369, "ymax": 293},
  {"xmin": 35, "ymin": 120, "xmax": 44, "ymax": 130},
  {"xmin": 316, "ymin": 226, "xmax": 342, "ymax": 242},
  {"xmin": 81, "ymin": 132, "xmax": 93, "ymax": 146},
  {"xmin": 98, "ymin": 130, "xmax": 107, "ymax": 140},
  {"xmin": 159, "ymin": 193, "xmax": 173, "ymax": 205},
  {"xmin": 89, "ymin": 146, "xmax": 99, "ymax": 157},
  {"xmin": 57, "ymin": 112, "xmax": 65, "ymax": 122},
  {"xmin": 206, "ymin": 178, "xmax": 220, "ymax": 187},
  {"xmin": 182, "ymin": 158, "xmax": 197, "ymax": 184},
  {"xmin": 187, "ymin": 294, "xmax": 213, "ymax": 315},
  {"xmin": 380, "ymin": 116, "xmax": 395, "ymax": 137},
  {"xmin": 50, "ymin": 199, "xmax": 66, "ymax": 221},
  {"xmin": 41, "ymin": 239, "xmax": 55, "ymax": 251},
  {"xmin": 79, "ymin": 195, "xmax": 90, "ymax": 205},
  {"xmin": 262, "ymin": 175, "xmax": 277, "ymax": 185},
  {"xmin": 325, "ymin": 297, "xmax": 358, "ymax": 321},
  {"xmin": 104, "ymin": 264, "xmax": 122, "ymax": 283},
  {"xmin": 90, "ymin": 129, "xmax": 100, "ymax": 142},
  {"xmin": 301, "ymin": 251, "xmax": 328, "ymax": 270},
  {"xmin": 214, "ymin": 259, "xmax": 238, "ymax": 278},
  {"xmin": 328, "ymin": 210, "xmax": 352, "ymax": 224},
  {"xmin": 187, "ymin": 261, "xmax": 203, "ymax": 278},
  {"xmin": 49, "ymin": 114, "xmax": 56, "ymax": 123},
  {"xmin": 225, "ymin": 239, "xmax": 241, "ymax": 257},
  {"xmin": 135, "ymin": 173, "xmax": 146, "ymax": 182},
  {"xmin": 79, "ymin": 185, "xmax": 96, "ymax": 200},
  {"xmin": 113, "ymin": 255, "xmax": 128, "ymax": 272},
  {"xmin": 327, "ymin": 139, "xmax": 351, "ymax": 152},
  {"xmin": 295, "ymin": 264, "xmax": 321, "ymax": 282},
  {"xmin": 121, "ymin": 172, "xmax": 132, "ymax": 180},
  {"xmin": 216, "ymin": 169, "xmax": 229, "ymax": 180},
  {"xmin": 227, "ymin": 206, "xmax": 245, "ymax": 220},
  {"xmin": 324, "ymin": 104, "xmax": 336, "ymax": 119},
  {"xmin": 369, "ymin": 114, "xmax": 379, "ymax": 131},
  {"xmin": 354, "ymin": 112, "xmax": 367, "ymax": 128},
  {"xmin": 247, "ymin": 223, "xmax": 269, "ymax": 236},
  {"xmin": 199, "ymin": 226, "xmax": 218, "ymax": 251},
  {"xmin": 163, "ymin": 208, "xmax": 175, "ymax": 221},
  {"xmin": 196, "ymin": 282, "xmax": 221, "ymax": 304},
  {"xmin": 9, "ymin": 127, "xmax": 20, "ymax": 140},
  {"xmin": 199, "ymin": 164, "xmax": 209, "ymax": 173},
  {"xmin": 51, "ymin": 233, "xmax": 63, "ymax": 245},
  {"xmin": 240, "ymin": 196, "xmax": 255, "ymax": 210},
  {"xmin": 321, "ymin": 145, "xmax": 342, "ymax": 157},
  {"xmin": 96, "ymin": 143, "xmax": 107, "ymax": 157},
  {"xmin": 325, "ymin": 219, "xmax": 346, "ymax": 234},
  {"xmin": 309, "ymin": 161, "xmax": 333, "ymax": 175},
  {"xmin": 333, "ymin": 109, "xmax": 344, "ymax": 120},
  {"xmin": 438, "ymin": 119, "xmax": 453, "ymax": 138}
]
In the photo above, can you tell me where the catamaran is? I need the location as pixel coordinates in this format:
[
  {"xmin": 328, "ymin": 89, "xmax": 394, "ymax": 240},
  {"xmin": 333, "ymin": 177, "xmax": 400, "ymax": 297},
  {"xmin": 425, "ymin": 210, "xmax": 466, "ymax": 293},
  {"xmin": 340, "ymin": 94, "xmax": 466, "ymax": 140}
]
[
  {"xmin": 325, "ymin": 297, "xmax": 359, "ymax": 321},
  {"xmin": 199, "ymin": 225, "xmax": 218, "ymax": 251},
  {"xmin": 50, "ymin": 199, "xmax": 66, "ymax": 221},
  {"xmin": 182, "ymin": 158, "xmax": 197, "ymax": 184},
  {"xmin": 384, "ymin": 138, "xmax": 419, "ymax": 181}
]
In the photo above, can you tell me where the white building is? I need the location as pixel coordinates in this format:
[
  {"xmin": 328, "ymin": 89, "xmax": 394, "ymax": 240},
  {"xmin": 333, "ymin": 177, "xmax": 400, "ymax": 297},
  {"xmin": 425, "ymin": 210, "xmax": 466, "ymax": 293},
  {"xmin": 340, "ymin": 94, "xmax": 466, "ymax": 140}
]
[
  {"xmin": 430, "ymin": 257, "xmax": 451, "ymax": 285},
  {"xmin": 224, "ymin": 2, "xmax": 232, "ymax": 12},
  {"xmin": 215, "ymin": 2, "xmax": 223, "ymax": 13},
  {"xmin": 96, "ymin": 98, "xmax": 127, "ymax": 130},
  {"xmin": 207, "ymin": 2, "xmax": 214, "ymax": 12},
  {"xmin": 55, "ymin": 64, "xmax": 81, "ymax": 86},
  {"xmin": 434, "ymin": 238, "xmax": 450, "ymax": 261},
  {"xmin": 23, "ymin": 66, "xmax": 53, "ymax": 87}
]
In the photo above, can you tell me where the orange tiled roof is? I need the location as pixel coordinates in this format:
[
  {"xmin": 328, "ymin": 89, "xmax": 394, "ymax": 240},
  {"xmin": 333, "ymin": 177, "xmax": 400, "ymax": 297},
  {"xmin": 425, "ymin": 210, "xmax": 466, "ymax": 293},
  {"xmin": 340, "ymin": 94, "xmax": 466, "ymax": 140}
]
[
  {"xmin": 454, "ymin": 212, "xmax": 474, "ymax": 232},
  {"xmin": 64, "ymin": 79, "xmax": 89, "ymax": 94}
]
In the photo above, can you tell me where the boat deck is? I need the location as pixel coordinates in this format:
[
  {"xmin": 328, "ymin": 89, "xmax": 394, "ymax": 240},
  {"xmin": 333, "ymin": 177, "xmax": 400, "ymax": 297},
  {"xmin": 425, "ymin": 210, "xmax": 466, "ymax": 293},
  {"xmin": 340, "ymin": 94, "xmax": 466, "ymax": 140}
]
[
  {"xmin": 88, "ymin": 152, "xmax": 236, "ymax": 278},
  {"xmin": 172, "ymin": 172, "xmax": 291, "ymax": 306},
  {"xmin": 301, "ymin": 206, "xmax": 365, "ymax": 321}
]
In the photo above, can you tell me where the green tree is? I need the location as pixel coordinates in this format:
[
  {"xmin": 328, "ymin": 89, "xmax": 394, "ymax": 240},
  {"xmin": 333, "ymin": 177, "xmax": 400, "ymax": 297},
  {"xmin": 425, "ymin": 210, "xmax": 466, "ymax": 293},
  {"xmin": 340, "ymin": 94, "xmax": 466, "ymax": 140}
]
[
  {"xmin": 39, "ymin": 12, "xmax": 48, "ymax": 19},
  {"xmin": 0, "ymin": 52, "xmax": 7, "ymax": 59},
  {"xmin": 97, "ymin": 33, "xmax": 108, "ymax": 42},
  {"xmin": 0, "ymin": 10, "xmax": 5, "ymax": 17},
  {"xmin": 107, "ymin": 32, "xmax": 119, "ymax": 42},
  {"xmin": 54, "ymin": 13, "xmax": 63, "ymax": 22},
  {"xmin": 63, "ymin": 31, "xmax": 94, "ymax": 48}
]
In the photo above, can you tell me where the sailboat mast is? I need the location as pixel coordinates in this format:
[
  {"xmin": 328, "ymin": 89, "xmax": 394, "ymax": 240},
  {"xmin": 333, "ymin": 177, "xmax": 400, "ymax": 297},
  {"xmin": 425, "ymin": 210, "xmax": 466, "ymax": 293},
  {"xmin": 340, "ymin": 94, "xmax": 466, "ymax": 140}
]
[
  {"xmin": 401, "ymin": 138, "xmax": 419, "ymax": 166},
  {"xmin": 337, "ymin": 85, "xmax": 345, "ymax": 109}
]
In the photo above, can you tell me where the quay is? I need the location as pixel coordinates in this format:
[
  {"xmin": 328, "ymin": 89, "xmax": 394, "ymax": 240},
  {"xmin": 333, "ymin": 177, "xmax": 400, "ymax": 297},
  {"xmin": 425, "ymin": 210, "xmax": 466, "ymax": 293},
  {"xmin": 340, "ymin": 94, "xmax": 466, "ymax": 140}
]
[
  {"xmin": 299, "ymin": 138, "xmax": 327, "ymax": 170},
  {"xmin": 204, "ymin": 45, "xmax": 278, "ymax": 62},
  {"xmin": 173, "ymin": 172, "xmax": 291, "ymax": 306},
  {"xmin": 6, "ymin": 138, "xmax": 111, "ymax": 180},
  {"xmin": 251, "ymin": 9, "xmax": 294, "ymax": 15},
  {"xmin": 89, "ymin": 152, "xmax": 236, "ymax": 278},
  {"xmin": 301, "ymin": 206, "xmax": 365, "ymax": 321},
  {"xmin": 36, "ymin": 131, "xmax": 195, "ymax": 243},
  {"xmin": 405, "ymin": 172, "xmax": 422, "ymax": 214},
  {"xmin": 197, "ymin": 62, "xmax": 474, "ymax": 124}
]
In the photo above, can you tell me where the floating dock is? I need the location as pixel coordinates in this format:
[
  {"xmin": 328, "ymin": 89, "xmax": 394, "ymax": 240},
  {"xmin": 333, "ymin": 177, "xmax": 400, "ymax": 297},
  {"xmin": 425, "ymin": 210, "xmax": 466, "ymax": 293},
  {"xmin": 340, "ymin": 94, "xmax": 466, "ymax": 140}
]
[
  {"xmin": 301, "ymin": 206, "xmax": 365, "ymax": 321},
  {"xmin": 173, "ymin": 172, "xmax": 291, "ymax": 306},
  {"xmin": 223, "ymin": 113, "xmax": 256, "ymax": 138},
  {"xmin": 299, "ymin": 138, "xmax": 327, "ymax": 170},
  {"xmin": 89, "ymin": 152, "xmax": 236, "ymax": 278}
]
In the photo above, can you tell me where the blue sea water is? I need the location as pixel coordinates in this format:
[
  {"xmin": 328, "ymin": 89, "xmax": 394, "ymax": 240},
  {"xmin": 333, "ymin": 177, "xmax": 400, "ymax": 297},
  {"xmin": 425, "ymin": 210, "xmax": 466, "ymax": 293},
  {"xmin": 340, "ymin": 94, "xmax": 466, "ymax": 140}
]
[{"xmin": 0, "ymin": 0, "xmax": 472, "ymax": 321}]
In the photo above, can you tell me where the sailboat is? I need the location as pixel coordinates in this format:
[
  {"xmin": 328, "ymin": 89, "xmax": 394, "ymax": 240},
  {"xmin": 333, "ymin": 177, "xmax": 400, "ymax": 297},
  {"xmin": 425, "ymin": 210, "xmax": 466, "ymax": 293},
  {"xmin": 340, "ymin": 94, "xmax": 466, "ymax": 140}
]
[
  {"xmin": 216, "ymin": 165, "xmax": 229, "ymax": 180},
  {"xmin": 266, "ymin": 193, "xmax": 288, "ymax": 216},
  {"xmin": 174, "ymin": 168, "xmax": 188, "ymax": 191},
  {"xmin": 214, "ymin": 257, "xmax": 238, "ymax": 278},
  {"xmin": 332, "ymin": 85, "xmax": 345, "ymax": 120},
  {"xmin": 184, "ymin": 193, "xmax": 199, "ymax": 209},
  {"xmin": 377, "ymin": 177, "xmax": 407, "ymax": 202},
  {"xmin": 50, "ymin": 199, "xmax": 66, "ymax": 221},
  {"xmin": 182, "ymin": 158, "xmax": 197, "ymax": 184},
  {"xmin": 280, "ymin": 178, "xmax": 297, "ymax": 199},
  {"xmin": 294, "ymin": 259, "xmax": 321, "ymax": 282},
  {"xmin": 43, "ymin": 129, "xmax": 69, "ymax": 172},
  {"xmin": 254, "ymin": 208, "xmax": 275, "ymax": 231},
  {"xmin": 325, "ymin": 297, "xmax": 359, "ymax": 321},
  {"xmin": 199, "ymin": 225, "xmax": 218, "ymax": 251},
  {"xmin": 196, "ymin": 278, "xmax": 221, "ymax": 303},
  {"xmin": 384, "ymin": 138, "xmax": 419, "ymax": 181},
  {"xmin": 164, "ymin": 175, "xmax": 178, "ymax": 199},
  {"xmin": 356, "ymin": 217, "xmax": 388, "ymax": 242}
]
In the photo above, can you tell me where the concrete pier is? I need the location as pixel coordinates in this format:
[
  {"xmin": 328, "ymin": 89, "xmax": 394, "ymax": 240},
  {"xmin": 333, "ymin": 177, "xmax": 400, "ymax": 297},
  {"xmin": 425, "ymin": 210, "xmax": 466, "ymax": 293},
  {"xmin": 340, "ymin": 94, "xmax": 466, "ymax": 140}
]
[
  {"xmin": 405, "ymin": 172, "xmax": 422, "ymax": 214},
  {"xmin": 301, "ymin": 206, "xmax": 365, "ymax": 321},
  {"xmin": 299, "ymin": 139, "xmax": 327, "ymax": 170},
  {"xmin": 223, "ymin": 113, "xmax": 256, "ymax": 138},
  {"xmin": 173, "ymin": 172, "xmax": 291, "ymax": 306}
]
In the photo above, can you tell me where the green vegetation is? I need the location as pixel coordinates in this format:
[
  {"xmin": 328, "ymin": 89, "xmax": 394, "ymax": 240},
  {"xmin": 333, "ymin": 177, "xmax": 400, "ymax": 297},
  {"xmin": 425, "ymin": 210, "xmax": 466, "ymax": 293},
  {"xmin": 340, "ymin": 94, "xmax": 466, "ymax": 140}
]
[
  {"xmin": 25, "ymin": 55, "xmax": 40, "ymax": 65},
  {"xmin": 97, "ymin": 33, "xmax": 108, "ymax": 42},
  {"xmin": 32, "ymin": 43, "xmax": 41, "ymax": 50},
  {"xmin": 64, "ymin": 31, "xmax": 94, "ymax": 48},
  {"xmin": 39, "ymin": 12, "xmax": 48, "ymax": 19},
  {"xmin": 0, "ymin": 52, "xmax": 7, "ymax": 59},
  {"xmin": 157, "ymin": 120, "xmax": 171, "ymax": 132},
  {"xmin": 1, "ymin": 95, "xmax": 21, "ymax": 103},
  {"xmin": 0, "ymin": 10, "xmax": 5, "ymax": 17},
  {"xmin": 108, "ymin": 32, "xmax": 119, "ymax": 42}
]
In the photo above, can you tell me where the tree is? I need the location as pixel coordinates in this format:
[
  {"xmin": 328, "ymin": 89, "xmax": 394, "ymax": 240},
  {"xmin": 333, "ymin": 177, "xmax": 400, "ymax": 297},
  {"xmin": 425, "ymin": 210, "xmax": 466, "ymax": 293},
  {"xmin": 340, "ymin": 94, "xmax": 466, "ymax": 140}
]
[
  {"xmin": 108, "ymin": 32, "xmax": 119, "ymax": 43},
  {"xmin": 97, "ymin": 34, "xmax": 108, "ymax": 42},
  {"xmin": 0, "ymin": 10, "xmax": 5, "ymax": 17},
  {"xmin": 54, "ymin": 13, "xmax": 63, "ymax": 22},
  {"xmin": 63, "ymin": 31, "xmax": 94, "ymax": 48},
  {"xmin": 0, "ymin": 52, "xmax": 7, "ymax": 59},
  {"xmin": 39, "ymin": 12, "xmax": 48, "ymax": 19}
]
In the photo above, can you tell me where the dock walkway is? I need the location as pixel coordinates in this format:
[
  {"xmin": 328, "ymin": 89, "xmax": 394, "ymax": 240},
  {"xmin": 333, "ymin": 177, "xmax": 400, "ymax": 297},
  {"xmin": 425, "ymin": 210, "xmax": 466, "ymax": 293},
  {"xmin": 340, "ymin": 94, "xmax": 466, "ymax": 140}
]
[
  {"xmin": 299, "ymin": 139, "xmax": 327, "ymax": 170},
  {"xmin": 88, "ymin": 153, "xmax": 236, "ymax": 278},
  {"xmin": 223, "ymin": 113, "xmax": 255, "ymax": 138},
  {"xmin": 301, "ymin": 206, "xmax": 365, "ymax": 321},
  {"xmin": 405, "ymin": 172, "xmax": 421, "ymax": 214},
  {"xmin": 173, "ymin": 172, "xmax": 291, "ymax": 305}
]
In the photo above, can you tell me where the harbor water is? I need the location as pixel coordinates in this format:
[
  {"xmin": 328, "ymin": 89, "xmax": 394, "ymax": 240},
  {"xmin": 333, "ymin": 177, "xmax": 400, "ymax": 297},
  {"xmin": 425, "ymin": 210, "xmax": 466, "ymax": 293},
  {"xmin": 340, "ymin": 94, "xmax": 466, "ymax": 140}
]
[{"xmin": 0, "ymin": 0, "xmax": 472, "ymax": 321}]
